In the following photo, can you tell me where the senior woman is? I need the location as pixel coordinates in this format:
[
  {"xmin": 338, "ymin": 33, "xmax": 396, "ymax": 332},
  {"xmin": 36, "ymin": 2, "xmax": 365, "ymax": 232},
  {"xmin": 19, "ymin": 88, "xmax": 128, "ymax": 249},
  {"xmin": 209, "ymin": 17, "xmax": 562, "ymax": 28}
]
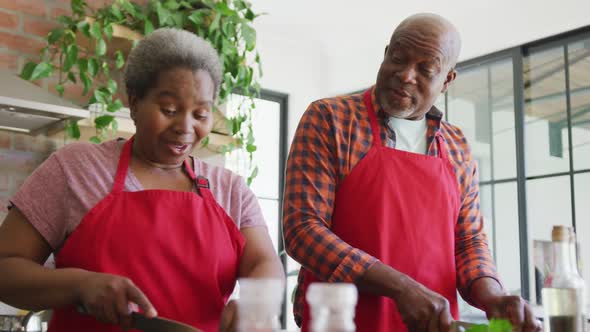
[{"xmin": 0, "ymin": 28, "xmax": 284, "ymax": 332}]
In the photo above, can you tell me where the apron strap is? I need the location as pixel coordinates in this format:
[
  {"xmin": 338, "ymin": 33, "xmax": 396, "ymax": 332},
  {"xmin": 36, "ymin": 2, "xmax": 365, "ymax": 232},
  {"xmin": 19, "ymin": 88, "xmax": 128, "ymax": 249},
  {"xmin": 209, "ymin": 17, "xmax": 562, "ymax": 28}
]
[
  {"xmin": 112, "ymin": 136, "xmax": 134, "ymax": 193},
  {"xmin": 183, "ymin": 157, "xmax": 212, "ymax": 197},
  {"xmin": 435, "ymin": 133, "xmax": 450, "ymax": 161},
  {"xmin": 363, "ymin": 89, "xmax": 383, "ymax": 147},
  {"xmin": 112, "ymin": 136, "xmax": 212, "ymax": 196}
]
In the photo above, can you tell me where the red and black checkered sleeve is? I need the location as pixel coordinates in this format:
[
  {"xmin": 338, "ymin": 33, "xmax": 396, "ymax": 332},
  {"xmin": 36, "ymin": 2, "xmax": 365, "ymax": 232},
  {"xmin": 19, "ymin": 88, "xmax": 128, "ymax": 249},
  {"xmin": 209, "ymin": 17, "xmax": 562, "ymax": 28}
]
[
  {"xmin": 449, "ymin": 129, "xmax": 502, "ymax": 304},
  {"xmin": 282, "ymin": 102, "xmax": 377, "ymax": 283}
]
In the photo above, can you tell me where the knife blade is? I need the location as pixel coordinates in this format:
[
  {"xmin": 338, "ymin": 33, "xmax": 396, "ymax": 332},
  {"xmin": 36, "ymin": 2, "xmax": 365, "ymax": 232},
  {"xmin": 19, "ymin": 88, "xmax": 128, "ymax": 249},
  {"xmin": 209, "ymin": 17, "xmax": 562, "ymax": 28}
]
[{"xmin": 131, "ymin": 312, "xmax": 202, "ymax": 332}]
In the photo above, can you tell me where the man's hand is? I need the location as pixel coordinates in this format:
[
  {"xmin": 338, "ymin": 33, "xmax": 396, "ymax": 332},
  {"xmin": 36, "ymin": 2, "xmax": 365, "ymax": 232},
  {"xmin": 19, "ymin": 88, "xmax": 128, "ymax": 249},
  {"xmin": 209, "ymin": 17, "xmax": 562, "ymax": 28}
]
[
  {"xmin": 218, "ymin": 300, "xmax": 238, "ymax": 332},
  {"xmin": 482, "ymin": 295, "xmax": 542, "ymax": 332},
  {"xmin": 358, "ymin": 262, "xmax": 453, "ymax": 331},
  {"xmin": 394, "ymin": 277, "xmax": 453, "ymax": 332},
  {"xmin": 470, "ymin": 278, "xmax": 541, "ymax": 332}
]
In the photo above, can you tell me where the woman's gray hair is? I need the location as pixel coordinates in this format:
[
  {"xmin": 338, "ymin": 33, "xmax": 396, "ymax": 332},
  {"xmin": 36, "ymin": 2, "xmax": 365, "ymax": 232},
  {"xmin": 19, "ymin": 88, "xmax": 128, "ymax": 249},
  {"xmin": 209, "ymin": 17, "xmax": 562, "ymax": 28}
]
[{"xmin": 124, "ymin": 28, "xmax": 222, "ymax": 100}]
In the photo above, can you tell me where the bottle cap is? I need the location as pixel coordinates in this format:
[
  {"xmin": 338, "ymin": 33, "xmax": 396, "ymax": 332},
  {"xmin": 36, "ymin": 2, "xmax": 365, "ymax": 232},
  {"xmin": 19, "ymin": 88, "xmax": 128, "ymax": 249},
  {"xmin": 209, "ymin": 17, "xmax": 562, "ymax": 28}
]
[
  {"xmin": 551, "ymin": 225, "xmax": 570, "ymax": 242},
  {"xmin": 238, "ymin": 278, "xmax": 284, "ymax": 305},
  {"xmin": 306, "ymin": 282, "xmax": 358, "ymax": 307}
]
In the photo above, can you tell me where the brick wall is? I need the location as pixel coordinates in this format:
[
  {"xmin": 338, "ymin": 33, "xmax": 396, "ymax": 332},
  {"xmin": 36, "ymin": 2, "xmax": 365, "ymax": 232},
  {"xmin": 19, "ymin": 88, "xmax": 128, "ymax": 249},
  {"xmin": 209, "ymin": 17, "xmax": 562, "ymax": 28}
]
[
  {"xmin": 0, "ymin": 0, "xmax": 218, "ymax": 224},
  {"xmin": 0, "ymin": 0, "xmax": 144, "ymax": 222}
]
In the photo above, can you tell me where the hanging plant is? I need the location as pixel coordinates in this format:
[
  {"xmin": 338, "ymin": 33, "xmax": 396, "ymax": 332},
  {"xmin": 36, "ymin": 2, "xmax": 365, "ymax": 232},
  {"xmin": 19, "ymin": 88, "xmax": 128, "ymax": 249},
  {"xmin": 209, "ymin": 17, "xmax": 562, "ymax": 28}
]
[{"xmin": 20, "ymin": 0, "xmax": 262, "ymax": 184}]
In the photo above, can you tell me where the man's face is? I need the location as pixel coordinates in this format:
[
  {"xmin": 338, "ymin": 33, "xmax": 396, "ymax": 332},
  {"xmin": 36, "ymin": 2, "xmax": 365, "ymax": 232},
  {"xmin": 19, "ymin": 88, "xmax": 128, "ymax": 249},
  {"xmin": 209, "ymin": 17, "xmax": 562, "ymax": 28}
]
[{"xmin": 375, "ymin": 28, "xmax": 455, "ymax": 119}]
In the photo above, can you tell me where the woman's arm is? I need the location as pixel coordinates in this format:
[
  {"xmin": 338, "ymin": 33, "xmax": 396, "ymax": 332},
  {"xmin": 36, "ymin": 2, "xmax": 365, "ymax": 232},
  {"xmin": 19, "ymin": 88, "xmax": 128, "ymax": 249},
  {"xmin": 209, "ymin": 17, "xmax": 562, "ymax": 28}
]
[
  {"xmin": 0, "ymin": 208, "xmax": 86, "ymax": 309},
  {"xmin": 0, "ymin": 208, "xmax": 156, "ymax": 326},
  {"xmin": 238, "ymin": 227, "xmax": 284, "ymax": 279}
]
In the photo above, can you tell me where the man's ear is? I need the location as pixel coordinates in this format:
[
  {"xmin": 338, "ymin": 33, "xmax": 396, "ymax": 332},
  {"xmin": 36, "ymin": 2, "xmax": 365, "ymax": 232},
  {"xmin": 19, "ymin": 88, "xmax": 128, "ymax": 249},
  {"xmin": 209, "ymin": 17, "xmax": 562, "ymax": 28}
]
[
  {"xmin": 384, "ymin": 45, "xmax": 389, "ymax": 56},
  {"xmin": 441, "ymin": 69, "xmax": 457, "ymax": 93}
]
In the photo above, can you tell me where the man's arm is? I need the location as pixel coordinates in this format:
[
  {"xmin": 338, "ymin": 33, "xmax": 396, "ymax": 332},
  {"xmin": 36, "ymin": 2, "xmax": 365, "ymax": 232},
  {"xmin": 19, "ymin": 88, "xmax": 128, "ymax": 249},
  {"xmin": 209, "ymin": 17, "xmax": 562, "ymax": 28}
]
[
  {"xmin": 282, "ymin": 102, "xmax": 377, "ymax": 283},
  {"xmin": 455, "ymin": 154, "xmax": 541, "ymax": 331},
  {"xmin": 454, "ymin": 159, "xmax": 501, "ymax": 302}
]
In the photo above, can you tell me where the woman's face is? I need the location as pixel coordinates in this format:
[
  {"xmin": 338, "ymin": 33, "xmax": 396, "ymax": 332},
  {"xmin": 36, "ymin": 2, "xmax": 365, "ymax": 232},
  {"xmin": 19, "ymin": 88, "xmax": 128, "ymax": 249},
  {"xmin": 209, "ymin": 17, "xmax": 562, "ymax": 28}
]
[{"xmin": 130, "ymin": 67, "xmax": 215, "ymax": 166}]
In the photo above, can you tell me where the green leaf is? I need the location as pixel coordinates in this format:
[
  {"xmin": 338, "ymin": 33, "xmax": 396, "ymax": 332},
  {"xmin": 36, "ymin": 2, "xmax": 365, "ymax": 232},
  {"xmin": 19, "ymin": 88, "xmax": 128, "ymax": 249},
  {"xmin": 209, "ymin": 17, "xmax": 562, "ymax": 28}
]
[
  {"xmin": 89, "ymin": 136, "xmax": 101, "ymax": 144},
  {"xmin": 71, "ymin": 0, "xmax": 85, "ymax": 16},
  {"xmin": 20, "ymin": 62, "xmax": 37, "ymax": 80},
  {"xmin": 246, "ymin": 143, "xmax": 257, "ymax": 153},
  {"xmin": 187, "ymin": 10, "xmax": 206, "ymax": 26},
  {"xmin": 87, "ymin": 58, "xmax": 99, "ymax": 77},
  {"xmin": 79, "ymin": 71, "xmax": 91, "ymax": 95},
  {"xmin": 95, "ymin": 115, "xmax": 114, "ymax": 128},
  {"xmin": 66, "ymin": 121, "xmax": 81, "ymax": 139},
  {"xmin": 76, "ymin": 21, "xmax": 90, "ymax": 38},
  {"xmin": 55, "ymin": 84, "xmax": 65, "ymax": 97},
  {"xmin": 164, "ymin": 0, "xmax": 180, "ymax": 10},
  {"xmin": 107, "ymin": 79, "xmax": 118, "ymax": 94},
  {"xmin": 247, "ymin": 166, "xmax": 258, "ymax": 186},
  {"xmin": 245, "ymin": 9, "xmax": 255, "ymax": 21},
  {"xmin": 57, "ymin": 15, "xmax": 75, "ymax": 26},
  {"xmin": 63, "ymin": 44, "xmax": 78, "ymax": 71},
  {"xmin": 67, "ymin": 72, "xmax": 77, "ymax": 83},
  {"xmin": 156, "ymin": 2, "xmax": 171, "ymax": 26},
  {"xmin": 214, "ymin": 2, "xmax": 234, "ymax": 16},
  {"xmin": 120, "ymin": 0, "xmax": 137, "ymax": 16},
  {"xmin": 143, "ymin": 18, "xmax": 154, "ymax": 35},
  {"xmin": 111, "ymin": 118, "xmax": 118, "ymax": 133},
  {"xmin": 465, "ymin": 324, "xmax": 488, "ymax": 332},
  {"xmin": 92, "ymin": 89, "xmax": 106, "ymax": 104},
  {"xmin": 30, "ymin": 62, "xmax": 54, "ymax": 81},
  {"xmin": 110, "ymin": 5, "xmax": 124, "ymax": 21},
  {"xmin": 241, "ymin": 24, "xmax": 256, "ymax": 51},
  {"xmin": 90, "ymin": 21, "xmax": 102, "ymax": 39},
  {"xmin": 96, "ymin": 38, "xmax": 106, "ymax": 56},
  {"xmin": 115, "ymin": 50, "xmax": 125, "ymax": 69},
  {"xmin": 77, "ymin": 58, "xmax": 88, "ymax": 72},
  {"xmin": 104, "ymin": 24, "xmax": 113, "ymax": 40},
  {"xmin": 107, "ymin": 99, "xmax": 123, "ymax": 113},
  {"xmin": 488, "ymin": 319, "xmax": 512, "ymax": 332},
  {"xmin": 171, "ymin": 12, "xmax": 184, "ymax": 28},
  {"xmin": 208, "ymin": 13, "xmax": 220, "ymax": 33},
  {"xmin": 47, "ymin": 28, "xmax": 64, "ymax": 44},
  {"xmin": 201, "ymin": 136, "xmax": 209, "ymax": 147}
]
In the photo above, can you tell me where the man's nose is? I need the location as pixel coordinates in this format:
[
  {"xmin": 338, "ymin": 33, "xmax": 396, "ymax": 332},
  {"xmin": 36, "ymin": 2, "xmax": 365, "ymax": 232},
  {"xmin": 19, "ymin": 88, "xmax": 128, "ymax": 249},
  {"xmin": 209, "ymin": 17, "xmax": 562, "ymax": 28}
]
[{"xmin": 397, "ymin": 66, "xmax": 418, "ymax": 84}]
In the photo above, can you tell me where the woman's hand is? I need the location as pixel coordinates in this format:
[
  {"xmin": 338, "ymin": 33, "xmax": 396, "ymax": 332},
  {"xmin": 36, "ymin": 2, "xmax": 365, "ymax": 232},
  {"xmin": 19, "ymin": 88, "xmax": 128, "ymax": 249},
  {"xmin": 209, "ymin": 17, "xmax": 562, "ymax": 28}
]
[
  {"xmin": 76, "ymin": 272, "xmax": 157, "ymax": 328},
  {"xmin": 218, "ymin": 300, "xmax": 238, "ymax": 332}
]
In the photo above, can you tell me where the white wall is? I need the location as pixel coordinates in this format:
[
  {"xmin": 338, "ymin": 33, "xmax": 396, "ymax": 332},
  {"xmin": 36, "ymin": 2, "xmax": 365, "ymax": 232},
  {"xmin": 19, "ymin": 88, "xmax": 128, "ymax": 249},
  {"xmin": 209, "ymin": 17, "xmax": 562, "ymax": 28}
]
[
  {"xmin": 253, "ymin": 25, "xmax": 328, "ymax": 141},
  {"xmin": 251, "ymin": 0, "xmax": 590, "ymax": 135}
]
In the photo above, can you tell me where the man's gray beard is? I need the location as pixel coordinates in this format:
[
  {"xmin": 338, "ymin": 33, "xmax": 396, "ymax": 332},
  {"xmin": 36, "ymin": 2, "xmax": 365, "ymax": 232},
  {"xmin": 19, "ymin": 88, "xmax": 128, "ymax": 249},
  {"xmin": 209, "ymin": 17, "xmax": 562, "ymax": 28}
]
[{"xmin": 382, "ymin": 100, "xmax": 416, "ymax": 119}]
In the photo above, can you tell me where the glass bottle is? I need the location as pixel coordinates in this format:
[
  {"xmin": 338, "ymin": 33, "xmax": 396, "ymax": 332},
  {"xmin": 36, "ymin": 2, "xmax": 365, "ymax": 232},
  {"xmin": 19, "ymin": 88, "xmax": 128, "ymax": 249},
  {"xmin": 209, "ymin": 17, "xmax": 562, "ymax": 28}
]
[
  {"xmin": 237, "ymin": 278, "xmax": 284, "ymax": 332},
  {"xmin": 542, "ymin": 225, "xmax": 587, "ymax": 332},
  {"xmin": 306, "ymin": 283, "xmax": 358, "ymax": 332}
]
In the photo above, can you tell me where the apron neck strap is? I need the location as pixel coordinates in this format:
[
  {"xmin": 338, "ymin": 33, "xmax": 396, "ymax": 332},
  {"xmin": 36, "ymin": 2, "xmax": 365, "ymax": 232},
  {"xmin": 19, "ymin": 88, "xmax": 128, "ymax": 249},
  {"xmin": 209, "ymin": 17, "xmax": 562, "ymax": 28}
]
[
  {"xmin": 363, "ymin": 89, "xmax": 382, "ymax": 147},
  {"xmin": 113, "ymin": 137, "xmax": 134, "ymax": 193},
  {"xmin": 112, "ymin": 136, "xmax": 209, "ymax": 194},
  {"xmin": 435, "ymin": 133, "xmax": 449, "ymax": 161}
]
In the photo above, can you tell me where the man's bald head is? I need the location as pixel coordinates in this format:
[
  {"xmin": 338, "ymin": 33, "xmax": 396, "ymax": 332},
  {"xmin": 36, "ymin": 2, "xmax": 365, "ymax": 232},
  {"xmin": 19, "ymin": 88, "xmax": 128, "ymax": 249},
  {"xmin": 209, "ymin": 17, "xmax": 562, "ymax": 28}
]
[
  {"xmin": 392, "ymin": 13, "xmax": 461, "ymax": 69},
  {"xmin": 375, "ymin": 13, "xmax": 461, "ymax": 120}
]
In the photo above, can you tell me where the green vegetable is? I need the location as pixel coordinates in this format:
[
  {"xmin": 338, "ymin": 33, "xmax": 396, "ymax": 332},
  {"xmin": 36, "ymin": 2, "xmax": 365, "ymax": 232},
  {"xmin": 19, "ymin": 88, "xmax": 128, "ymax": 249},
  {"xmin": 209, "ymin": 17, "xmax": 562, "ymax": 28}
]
[{"xmin": 466, "ymin": 319, "xmax": 512, "ymax": 332}]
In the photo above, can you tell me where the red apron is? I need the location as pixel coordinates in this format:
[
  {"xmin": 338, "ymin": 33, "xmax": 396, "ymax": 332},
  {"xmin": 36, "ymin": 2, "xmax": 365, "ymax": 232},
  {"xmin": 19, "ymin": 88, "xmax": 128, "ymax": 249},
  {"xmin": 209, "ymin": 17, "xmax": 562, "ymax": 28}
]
[
  {"xmin": 302, "ymin": 90, "xmax": 461, "ymax": 331},
  {"xmin": 48, "ymin": 137, "xmax": 245, "ymax": 332}
]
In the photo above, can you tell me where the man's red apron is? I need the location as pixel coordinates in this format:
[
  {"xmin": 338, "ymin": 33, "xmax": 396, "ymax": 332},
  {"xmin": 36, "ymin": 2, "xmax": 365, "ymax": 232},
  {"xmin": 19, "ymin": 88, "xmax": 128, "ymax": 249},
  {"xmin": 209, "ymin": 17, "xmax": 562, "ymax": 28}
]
[
  {"xmin": 302, "ymin": 90, "xmax": 461, "ymax": 331},
  {"xmin": 48, "ymin": 137, "xmax": 245, "ymax": 332}
]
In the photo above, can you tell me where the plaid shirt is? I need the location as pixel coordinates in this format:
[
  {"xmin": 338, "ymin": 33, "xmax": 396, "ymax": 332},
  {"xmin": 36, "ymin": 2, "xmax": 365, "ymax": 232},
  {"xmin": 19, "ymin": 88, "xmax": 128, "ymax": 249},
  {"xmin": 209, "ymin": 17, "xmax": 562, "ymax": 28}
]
[{"xmin": 283, "ymin": 87, "xmax": 500, "ymax": 326}]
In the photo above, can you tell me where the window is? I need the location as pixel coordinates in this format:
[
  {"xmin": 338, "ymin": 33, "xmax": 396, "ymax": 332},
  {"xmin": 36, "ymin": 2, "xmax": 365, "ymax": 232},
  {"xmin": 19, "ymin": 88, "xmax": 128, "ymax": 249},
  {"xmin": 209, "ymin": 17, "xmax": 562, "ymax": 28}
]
[
  {"xmin": 224, "ymin": 90, "xmax": 291, "ymax": 328},
  {"xmin": 447, "ymin": 27, "xmax": 590, "ymax": 307}
]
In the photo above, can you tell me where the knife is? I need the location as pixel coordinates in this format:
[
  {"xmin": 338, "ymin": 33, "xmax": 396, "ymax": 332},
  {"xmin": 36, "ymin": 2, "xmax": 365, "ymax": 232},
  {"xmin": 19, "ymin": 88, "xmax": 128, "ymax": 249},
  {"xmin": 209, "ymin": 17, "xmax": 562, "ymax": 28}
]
[
  {"xmin": 76, "ymin": 305, "xmax": 202, "ymax": 332},
  {"xmin": 452, "ymin": 320, "xmax": 476, "ymax": 332},
  {"xmin": 131, "ymin": 312, "xmax": 202, "ymax": 332}
]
